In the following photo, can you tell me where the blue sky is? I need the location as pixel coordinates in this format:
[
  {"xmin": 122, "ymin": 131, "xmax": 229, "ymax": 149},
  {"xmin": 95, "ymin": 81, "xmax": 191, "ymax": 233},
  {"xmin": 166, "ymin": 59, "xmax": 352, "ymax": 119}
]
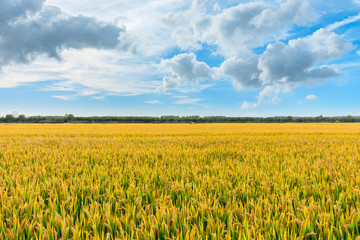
[{"xmin": 1, "ymin": 0, "xmax": 360, "ymax": 117}]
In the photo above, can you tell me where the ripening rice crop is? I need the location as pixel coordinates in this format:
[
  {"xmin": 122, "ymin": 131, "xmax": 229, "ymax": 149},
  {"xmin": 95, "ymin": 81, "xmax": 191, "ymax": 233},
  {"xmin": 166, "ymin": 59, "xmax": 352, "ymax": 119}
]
[{"xmin": 0, "ymin": 123, "xmax": 359, "ymax": 239}]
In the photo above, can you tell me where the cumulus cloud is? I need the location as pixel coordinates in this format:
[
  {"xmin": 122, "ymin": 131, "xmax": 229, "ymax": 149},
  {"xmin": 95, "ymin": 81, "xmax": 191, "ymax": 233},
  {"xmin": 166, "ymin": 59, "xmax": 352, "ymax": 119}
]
[
  {"xmin": 160, "ymin": 25, "xmax": 352, "ymax": 108},
  {"xmin": 161, "ymin": 0, "xmax": 209, "ymax": 50},
  {"xmin": 159, "ymin": 0, "xmax": 354, "ymax": 107},
  {"xmin": 236, "ymin": 29, "xmax": 352, "ymax": 108},
  {"xmin": 158, "ymin": 53, "xmax": 215, "ymax": 90},
  {"xmin": 161, "ymin": 0, "xmax": 347, "ymax": 96},
  {"xmin": 205, "ymin": 0, "xmax": 316, "ymax": 56},
  {"xmin": 163, "ymin": 0, "xmax": 316, "ymax": 56},
  {"xmin": 259, "ymin": 30, "xmax": 343, "ymax": 85},
  {"xmin": 220, "ymin": 28, "xmax": 352, "ymax": 103},
  {"xmin": 258, "ymin": 29, "xmax": 352, "ymax": 86},
  {"xmin": 220, "ymin": 54, "xmax": 261, "ymax": 90},
  {"xmin": 0, "ymin": 0, "xmax": 134, "ymax": 68},
  {"xmin": 306, "ymin": 94, "xmax": 317, "ymax": 100}
]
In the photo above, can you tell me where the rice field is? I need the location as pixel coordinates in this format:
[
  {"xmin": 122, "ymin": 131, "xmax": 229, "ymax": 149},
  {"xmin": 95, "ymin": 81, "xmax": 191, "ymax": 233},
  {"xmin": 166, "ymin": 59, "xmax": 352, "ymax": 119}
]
[{"xmin": 0, "ymin": 123, "xmax": 359, "ymax": 239}]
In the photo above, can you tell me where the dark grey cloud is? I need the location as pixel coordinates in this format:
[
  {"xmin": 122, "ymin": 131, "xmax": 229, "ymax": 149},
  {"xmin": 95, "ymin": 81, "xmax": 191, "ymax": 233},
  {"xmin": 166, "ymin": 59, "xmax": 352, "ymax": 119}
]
[
  {"xmin": 0, "ymin": 0, "xmax": 133, "ymax": 67},
  {"xmin": 0, "ymin": 0, "xmax": 44, "ymax": 24}
]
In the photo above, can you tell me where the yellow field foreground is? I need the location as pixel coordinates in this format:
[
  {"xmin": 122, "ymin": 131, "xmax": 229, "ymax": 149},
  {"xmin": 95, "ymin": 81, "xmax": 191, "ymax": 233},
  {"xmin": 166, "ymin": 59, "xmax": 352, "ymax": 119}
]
[{"xmin": 0, "ymin": 124, "xmax": 359, "ymax": 239}]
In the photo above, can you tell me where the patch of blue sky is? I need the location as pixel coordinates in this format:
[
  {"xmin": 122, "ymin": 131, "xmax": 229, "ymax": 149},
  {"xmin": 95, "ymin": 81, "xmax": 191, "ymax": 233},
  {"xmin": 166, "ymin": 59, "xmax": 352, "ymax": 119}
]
[{"xmin": 194, "ymin": 43, "xmax": 224, "ymax": 67}]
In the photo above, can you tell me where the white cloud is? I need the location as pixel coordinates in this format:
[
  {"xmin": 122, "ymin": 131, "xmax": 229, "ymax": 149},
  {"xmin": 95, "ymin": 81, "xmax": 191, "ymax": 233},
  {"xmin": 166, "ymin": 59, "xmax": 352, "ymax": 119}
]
[
  {"xmin": 258, "ymin": 29, "xmax": 351, "ymax": 86},
  {"xmin": 241, "ymin": 85, "xmax": 282, "ymax": 109},
  {"xmin": 213, "ymin": 3, "xmax": 221, "ymax": 12},
  {"xmin": 158, "ymin": 53, "xmax": 215, "ymax": 90},
  {"xmin": 357, "ymin": 50, "xmax": 360, "ymax": 55},
  {"xmin": 326, "ymin": 13, "xmax": 360, "ymax": 31},
  {"xmin": 309, "ymin": 29, "xmax": 354, "ymax": 62},
  {"xmin": 0, "ymin": 62, "xmax": 59, "ymax": 88},
  {"xmin": 145, "ymin": 100, "xmax": 163, "ymax": 104},
  {"xmin": 220, "ymin": 54, "xmax": 261, "ymax": 90},
  {"xmin": 160, "ymin": 0, "xmax": 209, "ymax": 51},
  {"xmin": 53, "ymin": 95, "xmax": 75, "ymax": 101},
  {"xmin": 172, "ymin": 97, "xmax": 203, "ymax": 105},
  {"xmin": 54, "ymin": 49, "xmax": 160, "ymax": 95},
  {"xmin": 159, "ymin": 26, "xmax": 352, "ymax": 107},
  {"xmin": 53, "ymin": 89, "xmax": 100, "ymax": 101},
  {"xmin": 201, "ymin": 0, "xmax": 316, "ymax": 56},
  {"xmin": 306, "ymin": 94, "xmax": 317, "ymax": 100},
  {"xmin": 92, "ymin": 96, "xmax": 105, "ymax": 100},
  {"xmin": 161, "ymin": 0, "xmax": 317, "ymax": 56},
  {"xmin": 241, "ymin": 101, "xmax": 259, "ymax": 109},
  {"xmin": 159, "ymin": 0, "xmax": 352, "ymax": 102},
  {"xmin": 0, "ymin": 48, "xmax": 162, "ymax": 95},
  {"xmin": 0, "ymin": 0, "xmax": 356, "ymax": 107},
  {"xmin": 257, "ymin": 85, "xmax": 282, "ymax": 104},
  {"xmin": 221, "ymin": 28, "xmax": 351, "ymax": 108}
]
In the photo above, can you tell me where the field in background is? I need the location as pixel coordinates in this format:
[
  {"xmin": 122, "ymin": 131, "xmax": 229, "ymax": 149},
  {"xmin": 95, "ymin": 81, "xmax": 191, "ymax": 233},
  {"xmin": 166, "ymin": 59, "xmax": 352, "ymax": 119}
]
[{"xmin": 0, "ymin": 123, "xmax": 359, "ymax": 239}]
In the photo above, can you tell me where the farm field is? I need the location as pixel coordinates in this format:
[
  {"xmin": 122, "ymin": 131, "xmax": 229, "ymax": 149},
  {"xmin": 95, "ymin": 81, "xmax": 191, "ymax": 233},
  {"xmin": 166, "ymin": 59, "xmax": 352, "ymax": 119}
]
[{"xmin": 0, "ymin": 123, "xmax": 360, "ymax": 239}]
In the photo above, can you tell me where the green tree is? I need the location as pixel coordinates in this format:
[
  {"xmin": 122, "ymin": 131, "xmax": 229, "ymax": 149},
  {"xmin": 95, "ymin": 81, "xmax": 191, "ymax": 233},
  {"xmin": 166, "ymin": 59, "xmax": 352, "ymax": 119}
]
[
  {"xmin": 5, "ymin": 114, "xmax": 15, "ymax": 123},
  {"xmin": 64, "ymin": 114, "xmax": 75, "ymax": 123},
  {"xmin": 18, "ymin": 114, "xmax": 26, "ymax": 123}
]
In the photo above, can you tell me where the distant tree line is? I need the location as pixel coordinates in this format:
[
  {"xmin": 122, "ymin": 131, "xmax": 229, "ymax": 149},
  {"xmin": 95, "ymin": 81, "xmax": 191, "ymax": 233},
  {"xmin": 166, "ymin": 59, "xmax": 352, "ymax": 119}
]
[{"xmin": 1, "ymin": 114, "xmax": 360, "ymax": 123}]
